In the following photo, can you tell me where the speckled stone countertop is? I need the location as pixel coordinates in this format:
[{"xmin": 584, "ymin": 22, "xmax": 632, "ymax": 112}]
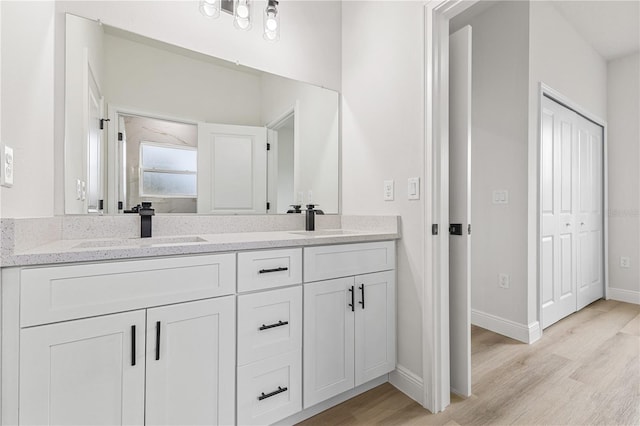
[{"xmin": 1, "ymin": 215, "xmax": 400, "ymax": 267}]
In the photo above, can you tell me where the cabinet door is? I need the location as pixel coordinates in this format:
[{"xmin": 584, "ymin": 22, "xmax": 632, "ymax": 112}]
[
  {"xmin": 19, "ymin": 310, "xmax": 146, "ymax": 425},
  {"xmin": 145, "ymin": 296, "xmax": 235, "ymax": 426},
  {"xmin": 303, "ymin": 277, "xmax": 355, "ymax": 409},
  {"xmin": 355, "ymin": 271, "xmax": 396, "ymax": 386}
]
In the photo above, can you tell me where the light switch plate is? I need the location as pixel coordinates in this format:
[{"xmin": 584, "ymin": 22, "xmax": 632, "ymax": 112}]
[
  {"xmin": 408, "ymin": 177, "xmax": 420, "ymax": 200},
  {"xmin": 620, "ymin": 256, "xmax": 631, "ymax": 268},
  {"xmin": 1, "ymin": 145, "xmax": 14, "ymax": 187},
  {"xmin": 493, "ymin": 190, "xmax": 509, "ymax": 204},
  {"xmin": 383, "ymin": 180, "xmax": 394, "ymax": 201}
]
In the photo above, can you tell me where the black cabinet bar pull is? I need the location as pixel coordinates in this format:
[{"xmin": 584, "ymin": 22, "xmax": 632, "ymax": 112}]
[
  {"xmin": 258, "ymin": 266, "xmax": 289, "ymax": 274},
  {"xmin": 348, "ymin": 285, "xmax": 354, "ymax": 312},
  {"xmin": 359, "ymin": 284, "xmax": 365, "ymax": 309},
  {"xmin": 155, "ymin": 321, "xmax": 161, "ymax": 361},
  {"xmin": 131, "ymin": 325, "xmax": 136, "ymax": 366},
  {"xmin": 259, "ymin": 320, "xmax": 289, "ymax": 331},
  {"xmin": 258, "ymin": 386, "xmax": 288, "ymax": 401}
]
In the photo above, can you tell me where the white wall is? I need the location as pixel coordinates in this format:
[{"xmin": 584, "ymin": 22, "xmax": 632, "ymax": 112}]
[
  {"xmin": 341, "ymin": 1, "xmax": 425, "ymax": 378},
  {"xmin": 607, "ymin": 52, "xmax": 640, "ymax": 299},
  {"xmin": 451, "ymin": 1, "xmax": 531, "ymax": 327},
  {"xmin": 528, "ymin": 1, "xmax": 608, "ymax": 323},
  {"xmin": 1, "ymin": 1, "xmax": 55, "ymax": 218}
]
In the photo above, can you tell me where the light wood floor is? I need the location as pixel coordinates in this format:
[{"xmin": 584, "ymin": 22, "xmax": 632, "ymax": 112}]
[{"xmin": 298, "ymin": 299, "xmax": 640, "ymax": 425}]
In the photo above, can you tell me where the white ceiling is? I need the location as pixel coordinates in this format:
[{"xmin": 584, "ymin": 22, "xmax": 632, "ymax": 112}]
[{"xmin": 551, "ymin": 0, "xmax": 640, "ymax": 61}]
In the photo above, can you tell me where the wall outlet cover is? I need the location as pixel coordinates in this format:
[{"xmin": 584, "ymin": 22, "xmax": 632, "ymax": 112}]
[
  {"xmin": 498, "ymin": 273, "xmax": 510, "ymax": 289},
  {"xmin": 383, "ymin": 180, "xmax": 394, "ymax": 201},
  {"xmin": 1, "ymin": 145, "xmax": 14, "ymax": 187}
]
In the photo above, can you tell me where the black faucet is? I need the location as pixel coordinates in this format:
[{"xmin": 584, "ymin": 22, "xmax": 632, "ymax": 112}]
[
  {"xmin": 139, "ymin": 202, "xmax": 155, "ymax": 238},
  {"xmin": 287, "ymin": 205, "xmax": 302, "ymax": 214},
  {"xmin": 305, "ymin": 204, "xmax": 324, "ymax": 231}
]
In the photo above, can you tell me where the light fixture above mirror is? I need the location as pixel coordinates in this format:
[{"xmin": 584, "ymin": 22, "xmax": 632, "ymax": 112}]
[{"xmin": 199, "ymin": 0, "xmax": 280, "ymax": 41}]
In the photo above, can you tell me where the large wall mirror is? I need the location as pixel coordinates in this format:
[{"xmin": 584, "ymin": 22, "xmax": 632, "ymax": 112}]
[{"xmin": 64, "ymin": 13, "xmax": 339, "ymax": 215}]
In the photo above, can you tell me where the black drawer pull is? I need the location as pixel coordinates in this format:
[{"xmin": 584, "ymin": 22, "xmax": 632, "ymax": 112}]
[
  {"xmin": 348, "ymin": 285, "xmax": 354, "ymax": 312},
  {"xmin": 259, "ymin": 320, "xmax": 289, "ymax": 331},
  {"xmin": 131, "ymin": 325, "xmax": 136, "ymax": 366},
  {"xmin": 359, "ymin": 284, "xmax": 365, "ymax": 309},
  {"xmin": 258, "ymin": 267, "xmax": 289, "ymax": 274},
  {"xmin": 155, "ymin": 321, "xmax": 161, "ymax": 361},
  {"xmin": 258, "ymin": 386, "xmax": 288, "ymax": 401}
]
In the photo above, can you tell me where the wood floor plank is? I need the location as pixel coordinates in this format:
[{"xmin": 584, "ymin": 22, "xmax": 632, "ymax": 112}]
[{"xmin": 297, "ymin": 301, "xmax": 640, "ymax": 426}]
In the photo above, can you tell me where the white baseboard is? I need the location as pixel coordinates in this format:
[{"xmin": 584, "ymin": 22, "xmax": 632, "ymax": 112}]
[
  {"xmin": 607, "ymin": 287, "xmax": 640, "ymax": 305},
  {"xmin": 389, "ymin": 365, "xmax": 423, "ymax": 405},
  {"xmin": 471, "ymin": 309, "xmax": 541, "ymax": 343}
]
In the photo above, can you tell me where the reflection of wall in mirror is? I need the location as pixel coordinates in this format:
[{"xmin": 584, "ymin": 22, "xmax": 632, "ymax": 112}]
[
  {"xmin": 261, "ymin": 75, "xmax": 339, "ymax": 214},
  {"xmin": 103, "ymin": 31, "xmax": 263, "ymax": 126},
  {"xmin": 122, "ymin": 115, "xmax": 197, "ymax": 214}
]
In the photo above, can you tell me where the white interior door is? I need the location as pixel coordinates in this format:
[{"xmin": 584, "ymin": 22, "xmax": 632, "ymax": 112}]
[
  {"xmin": 448, "ymin": 25, "xmax": 472, "ymax": 398},
  {"xmin": 197, "ymin": 123, "xmax": 267, "ymax": 214},
  {"xmin": 541, "ymin": 95, "xmax": 604, "ymax": 328},
  {"xmin": 86, "ymin": 67, "xmax": 103, "ymax": 213},
  {"xmin": 576, "ymin": 117, "xmax": 604, "ymax": 309}
]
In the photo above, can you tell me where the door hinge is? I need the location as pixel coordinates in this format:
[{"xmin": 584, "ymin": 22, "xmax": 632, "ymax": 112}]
[
  {"xmin": 432, "ymin": 224, "xmax": 439, "ymax": 235},
  {"xmin": 266, "ymin": 202, "xmax": 271, "ymax": 210},
  {"xmin": 118, "ymin": 132, "xmax": 123, "ymax": 141},
  {"xmin": 100, "ymin": 118, "xmax": 110, "ymax": 130},
  {"xmin": 267, "ymin": 143, "xmax": 271, "ymax": 151}
]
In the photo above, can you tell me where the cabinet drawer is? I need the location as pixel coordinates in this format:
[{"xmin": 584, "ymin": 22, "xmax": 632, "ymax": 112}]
[
  {"xmin": 20, "ymin": 254, "xmax": 236, "ymax": 327},
  {"xmin": 237, "ymin": 286, "xmax": 302, "ymax": 366},
  {"xmin": 237, "ymin": 351, "xmax": 302, "ymax": 426},
  {"xmin": 303, "ymin": 241, "xmax": 395, "ymax": 282},
  {"xmin": 238, "ymin": 248, "xmax": 302, "ymax": 292}
]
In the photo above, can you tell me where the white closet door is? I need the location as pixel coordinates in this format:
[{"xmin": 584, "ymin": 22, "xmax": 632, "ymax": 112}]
[
  {"xmin": 576, "ymin": 118, "xmax": 604, "ymax": 309},
  {"xmin": 541, "ymin": 96, "xmax": 604, "ymax": 328},
  {"xmin": 541, "ymin": 97, "xmax": 578, "ymax": 328},
  {"xmin": 197, "ymin": 123, "xmax": 267, "ymax": 214}
]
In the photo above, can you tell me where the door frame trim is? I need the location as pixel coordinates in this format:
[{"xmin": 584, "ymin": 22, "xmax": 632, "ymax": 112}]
[
  {"xmin": 423, "ymin": 0, "xmax": 479, "ymax": 414},
  {"xmin": 536, "ymin": 82, "xmax": 609, "ymax": 329}
]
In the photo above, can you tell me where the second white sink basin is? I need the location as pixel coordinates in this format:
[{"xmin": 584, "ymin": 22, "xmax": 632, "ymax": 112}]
[
  {"xmin": 289, "ymin": 229, "xmax": 358, "ymax": 237},
  {"xmin": 74, "ymin": 236, "xmax": 207, "ymax": 249}
]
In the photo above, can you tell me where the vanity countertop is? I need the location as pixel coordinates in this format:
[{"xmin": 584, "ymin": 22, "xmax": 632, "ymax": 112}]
[{"xmin": 2, "ymin": 229, "xmax": 399, "ymax": 267}]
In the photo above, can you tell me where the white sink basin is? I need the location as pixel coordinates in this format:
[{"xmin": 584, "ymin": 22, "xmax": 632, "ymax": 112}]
[
  {"xmin": 289, "ymin": 229, "xmax": 358, "ymax": 237},
  {"xmin": 74, "ymin": 236, "xmax": 207, "ymax": 249}
]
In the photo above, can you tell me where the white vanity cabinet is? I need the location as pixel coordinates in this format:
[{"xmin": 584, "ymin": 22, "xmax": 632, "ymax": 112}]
[
  {"xmin": 236, "ymin": 248, "xmax": 303, "ymax": 425},
  {"xmin": 302, "ymin": 242, "xmax": 396, "ymax": 409},
  {"xmin": 8, "ymin": 254, "xmax": 236, "ymax": 426}
]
